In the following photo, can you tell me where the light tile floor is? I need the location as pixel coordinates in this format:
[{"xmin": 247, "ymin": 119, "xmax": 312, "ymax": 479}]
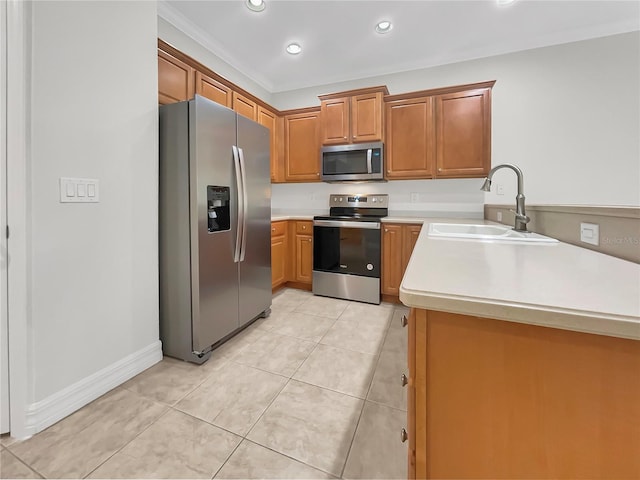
[{"xmin": 0, "ymin": 288, "xmax": 409, "ymax": 479}]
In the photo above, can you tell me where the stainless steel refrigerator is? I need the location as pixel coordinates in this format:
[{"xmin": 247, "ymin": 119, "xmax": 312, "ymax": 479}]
[{"xmin": 159, "ymin": 95, "xmax": 271, "ymax": 364}]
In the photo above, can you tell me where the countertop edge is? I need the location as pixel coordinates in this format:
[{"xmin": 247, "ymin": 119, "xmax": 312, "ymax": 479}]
[{"xmin": 399, "ymin": 288, "xmax": 640, "ymax": 341}]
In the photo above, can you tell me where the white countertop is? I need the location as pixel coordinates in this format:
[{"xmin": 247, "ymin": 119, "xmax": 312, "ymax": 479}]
[{"xmin": 400, "ymin": 223, "xmax": 640, "ymax": 340}]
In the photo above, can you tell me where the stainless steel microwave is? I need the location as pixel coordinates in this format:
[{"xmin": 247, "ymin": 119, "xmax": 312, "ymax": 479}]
[{"xmin": 321, "ymin": 142, "xmax": 384, "ymax": 182}]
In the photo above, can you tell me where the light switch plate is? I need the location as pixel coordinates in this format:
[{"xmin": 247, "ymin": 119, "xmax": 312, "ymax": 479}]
[
  {"xmin": 580, "ymin": 222, "xmax": 599, "ymax": 246},
  {"xmin": 60, "ymin": 177, "xmax": 99, "ymax": 203}
]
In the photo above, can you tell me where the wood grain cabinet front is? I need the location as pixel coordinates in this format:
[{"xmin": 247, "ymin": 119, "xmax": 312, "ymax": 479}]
[
  {"xmin": 195, "ymin": 71, "xmax": 232, "ymax": 108},
  {"xmin": 158, "ymin": 50, "xmax": 194, "ymax": 105},
  {"xmin": 381, "ymin": 223, "xmax": 422, "ymax": 296},
  {"xmin": 284, "ymin": 110, "xmax": 321, "ymax": 182},
  {"xmin": 232, "ymin": 91, "xmax": 258, "ymax": 121},
  {"xmin": 257, "ymin": 106, "xmax": 280, "ymax": 183},
  {"xmin": 293, "ymin": 221, "xmax": 313, "ymax": 284},
  {"xmin": 319, "ymin": 87, "xmax": 387, "ymax": 145},
  {"xmin": 385, "ymin": 97, "xmax": 435, "ymax": 179},
  {"xmin": 271, "ymin": 221, "xmax": 287, "ymax": 289},
  {"xmin": 435, "ymin": 87, "xmax": 491, "ymax": 178},
  {"xmin": 407, "ymin": 307, "xmax": 640, "ymax": 479}
]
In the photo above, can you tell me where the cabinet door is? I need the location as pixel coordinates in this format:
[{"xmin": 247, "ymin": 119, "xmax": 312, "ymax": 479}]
[
  {"xmin": 381, "ymin": 224, "xmax": 403, "ymax": 295},
  {"xmin": 257, "ymin": 106, "xmax": 278, "ymax": 182},
  {"xmin": 402, "ymin": 224, "xmax": 422, "ymax": 271},
  {"xmin": 321, "ymin": 97, "xmax": 350, "ymax": 145},
  {"xmin": 295, "ymin": 234, "xmax": 313, "ymax": 283},
  {"xmin": 351, "ymin": 92, "xmax": 383, "ymax": 143},
  {"xmin": 385, "ymin": 97, "xmax": 434, "ymax": 179},
  {"xmin": 233, "ymin": 91, "xmax": 258, "ymax": 121},
  {"xmin": 271, "ymin": 234, "xmax": 286, "ymax": 288},
  {"xmin": 158, "ymin": 50, "xmax": 194, "ymax": 105},
  {"xmin": 285, "ymin": 111, "xmax": 321, "ymax": 182},
  {"xmin": 195, "ymin": 71, "xmax": 232, "ymax": 107},
  {"xmin": 436, "ymin": 88, "xmax": 491, "ymax": 178}
]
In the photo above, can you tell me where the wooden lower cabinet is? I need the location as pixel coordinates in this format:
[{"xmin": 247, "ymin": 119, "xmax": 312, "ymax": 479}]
[
  {"xmin": 271, "ymin": 221, "xmax": 287, "ymax": 289},
  {"xmin": 382, "ymin": 223, "xmax": 422, "ymax": 296},
  {"xmin": 294, "ymin": 221, "xmax": 313, "ymax": 284},
  {"xmin": 407, "ymin": 308, "xmax": 640, "ymax": 479}
]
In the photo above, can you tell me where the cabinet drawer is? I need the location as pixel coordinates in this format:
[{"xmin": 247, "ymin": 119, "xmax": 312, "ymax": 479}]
[
  {"xmin": 296, "ymin": 221, "xmax": 313, "ymax": 234},
  {"xmin": 271, "ymin": 221, "xmax": 287, "ymax": 237}
]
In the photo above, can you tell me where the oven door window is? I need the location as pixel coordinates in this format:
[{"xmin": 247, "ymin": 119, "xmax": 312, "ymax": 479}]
[{"xmin": 313, "ymin": 225, "xmax": 380, "ymax": 278}]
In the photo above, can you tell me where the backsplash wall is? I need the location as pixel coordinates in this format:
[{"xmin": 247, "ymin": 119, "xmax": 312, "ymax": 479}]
[
  {"xmin": 272, "ymin": 178, "xmax": 485, "ymax": 218},
  {"xmin": 485, "ymin": 205, "xmax": 640, "ymax": 263}
]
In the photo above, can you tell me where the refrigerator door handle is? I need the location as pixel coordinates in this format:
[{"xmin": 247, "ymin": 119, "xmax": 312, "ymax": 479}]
[
  {"xmin": 238, "ymin": 147, "xmax": 249, "ymax": 262},
  {"xmin": 232, "ymin": 145, "xmax": 243, "ymax": 263}
]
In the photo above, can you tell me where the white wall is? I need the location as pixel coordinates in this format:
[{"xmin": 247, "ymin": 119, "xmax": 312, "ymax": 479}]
[
  {"xmin": 29, "ymin": 1, "xmax": 159, "ymax": 402},
  {"xmin": 272, "ymin": 179, "xmax": 485, "ymax": 218},
  {"xmin": 272, "ymin": 32, "xmax": 640, "ymax": 207}
]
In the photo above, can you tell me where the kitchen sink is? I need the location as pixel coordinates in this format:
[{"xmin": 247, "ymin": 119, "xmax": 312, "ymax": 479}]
[{"xmin": 427, "ymin": 223, "xmax": 559, "ymax": 243}]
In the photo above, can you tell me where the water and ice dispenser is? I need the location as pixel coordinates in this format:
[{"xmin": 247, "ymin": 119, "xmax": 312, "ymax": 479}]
[{"xmin": 207, "ymin": 186, "xmax": 231, "ymax": 233}]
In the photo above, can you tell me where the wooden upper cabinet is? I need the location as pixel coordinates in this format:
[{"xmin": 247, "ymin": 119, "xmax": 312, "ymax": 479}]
[
  {"xmin": 257, "ymin": 106, "xmax": 279, "ymax": 183},
  {"xmin": 319, "ymin": 86, "xmax": 387, "ymax": 145},
  {"xmin": 233, "ymin": 91, "xmax": 258, "ymax": 121},
  {"xmin": 195, "ymin": 71, "xmax": 232, "ymax": 108},
  {"xmin": 158, "ymin": 50, "xmax": 194, "ymax": 105},
  {"xmin": 435, "ymin": 88, "xmax": 491, "ymax": 178},
  {"xmin": 320, "ymin": 97, "xmax": 350, "ymax": 144},
  {"xmin": 385, "ymin": 96, "xmax": 435, "ymax": 179},
  {"xmin": 351, "ymin": 92, "xmax": 384, "ymax": 143},
  {"xmin": 284, "ymin": 109, "xmax": 321, "ymax": 182}
]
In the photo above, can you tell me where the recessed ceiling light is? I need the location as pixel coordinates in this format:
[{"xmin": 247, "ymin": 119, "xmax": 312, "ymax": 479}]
[
  {"xmin": 375, "ymin": 20, "xmax": 392, "ymax": 34},
  {"xmin": 286, "ymin": 43, "xmax": 302, "ymax": 55},
  {"xmin": 246, "ymin": 0, "xmax": 265, "ymax": 12}
]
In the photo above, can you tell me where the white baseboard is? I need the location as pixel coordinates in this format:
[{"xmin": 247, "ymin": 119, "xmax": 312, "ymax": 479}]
[{"xmin": 24, "ymin": 340, "xmax": 162, "ymax": 436}]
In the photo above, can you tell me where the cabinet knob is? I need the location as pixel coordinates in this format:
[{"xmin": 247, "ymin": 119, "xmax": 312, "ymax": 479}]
[
  {"xmin": 316, "ymin": 172, "xmax": 320, "ymax": 176},
  {"xmin": 302, "ymin": 225, "xmax": 306, "ymax": 229},
  {"xmin": 308, "ymin": 238, "xmax": 312, "ymax": 242},
  {"xmin": 401, "ymin": 428, "xmax": 408, "ymax": 443},
  {"xmin": 438, "ymin": 168, "xmax": 442, "ymax": 172},
  {"xmin": 353, "ymin": 135, "xmax": 357, "ymax": 139},
  {"xmin": 387, "ymin": 170, "xmax": 390, "ymax": 173},
  {"xmin": 384, "ymin": 228, "xmax": 388, "ymax": 233},
  {"xmin": 401, "ymin": 315, "xmax": 408, "ymax": 327},
  {"xmin": 272, "ymin": 228, "xmax": 275, "ymax": 232},
  {"xmin": 401, "ymin": 374, "xmax": 408, "ymax": 387}
]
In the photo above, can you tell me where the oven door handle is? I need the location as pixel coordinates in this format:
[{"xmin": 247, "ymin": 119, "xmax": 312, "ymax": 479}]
[{"xmin": 313, "ymin": 219, "xmax": 380, "ymax": 230}]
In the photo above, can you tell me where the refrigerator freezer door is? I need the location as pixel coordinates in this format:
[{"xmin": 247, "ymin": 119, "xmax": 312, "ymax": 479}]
[
  {"xmin": 236, "ymin": 115, "xmax": 272, "ymax": 326},
  {"xmin": 190, "ymin": 96, "xmax": 240, "ymax": 352}
]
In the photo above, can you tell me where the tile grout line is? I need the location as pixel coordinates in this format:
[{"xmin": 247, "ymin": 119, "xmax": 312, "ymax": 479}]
[
  {"xmin": 2, "ymin": 446, "xmax": 47, "ymax": 479},
  {"xmin": 82, "ymin": 405, "xmax": 173, "ymax": 479},
  {"xmin": 340, "ymin": 306, "xmax": 402, "ymax": 479}
]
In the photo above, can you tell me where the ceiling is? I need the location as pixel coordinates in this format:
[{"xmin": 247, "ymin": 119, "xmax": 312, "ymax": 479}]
[{"xmin": 159, "ymin": 0, "xmax": 640, "ymax": 93}]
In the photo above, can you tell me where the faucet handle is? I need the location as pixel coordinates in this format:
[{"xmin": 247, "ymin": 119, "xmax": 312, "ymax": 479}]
[{"xmin": 509, "ymin": 209, "xmax": 530, "ymax": 223}]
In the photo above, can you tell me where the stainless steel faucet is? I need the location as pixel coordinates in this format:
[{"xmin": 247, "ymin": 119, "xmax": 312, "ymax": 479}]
[{"xmin": 481, "ymin": 164, "xmax": 530, "ymax": 232}]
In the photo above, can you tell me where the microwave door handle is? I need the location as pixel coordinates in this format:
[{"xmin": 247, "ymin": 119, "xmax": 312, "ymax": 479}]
[
  {"xmin": 232, "ymin": 145, "xmax": 243, "ymax": 263},
  {"xmin": 366, "ymin": 149, "xmax": 372, "ymax": 174}
]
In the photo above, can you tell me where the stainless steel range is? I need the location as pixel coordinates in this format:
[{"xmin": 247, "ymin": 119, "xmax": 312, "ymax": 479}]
[{"xmin": 313, "ymin": 194, "xmax": 388, "ymax": 304}]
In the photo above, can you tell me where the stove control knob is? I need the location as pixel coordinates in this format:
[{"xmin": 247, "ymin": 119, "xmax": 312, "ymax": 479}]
[
  {"xmin": 366, "ymin": 263, "xmax": 374, "ymax": 271},
  {"xmin": 339, "ymin": 197, "xmax": 343, "ymax": 202},
  {"xmin": 372, "ymin": 198, "xmax": 377, "ymax": 203}
]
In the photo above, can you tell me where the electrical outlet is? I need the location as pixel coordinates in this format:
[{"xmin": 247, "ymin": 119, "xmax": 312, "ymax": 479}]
[
  {"xmin": 410, "ymin": 192, "xmax": 419, "ymax": 203},
  {"xmin": 580, "ymin": 222, "xmax": 599, "ymax": 246},
  {"xmin": 496, "ymin": 184, "xmax": 505, "ymax": 195},
  {"xmin": 497, "ymin": 211, "xmax": 503, "ymax": 222}
]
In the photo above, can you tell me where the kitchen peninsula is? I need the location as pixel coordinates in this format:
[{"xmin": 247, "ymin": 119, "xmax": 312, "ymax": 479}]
[{"xmin": 400, "ymin": 227, "xmax": 640, "ymax": 479}]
